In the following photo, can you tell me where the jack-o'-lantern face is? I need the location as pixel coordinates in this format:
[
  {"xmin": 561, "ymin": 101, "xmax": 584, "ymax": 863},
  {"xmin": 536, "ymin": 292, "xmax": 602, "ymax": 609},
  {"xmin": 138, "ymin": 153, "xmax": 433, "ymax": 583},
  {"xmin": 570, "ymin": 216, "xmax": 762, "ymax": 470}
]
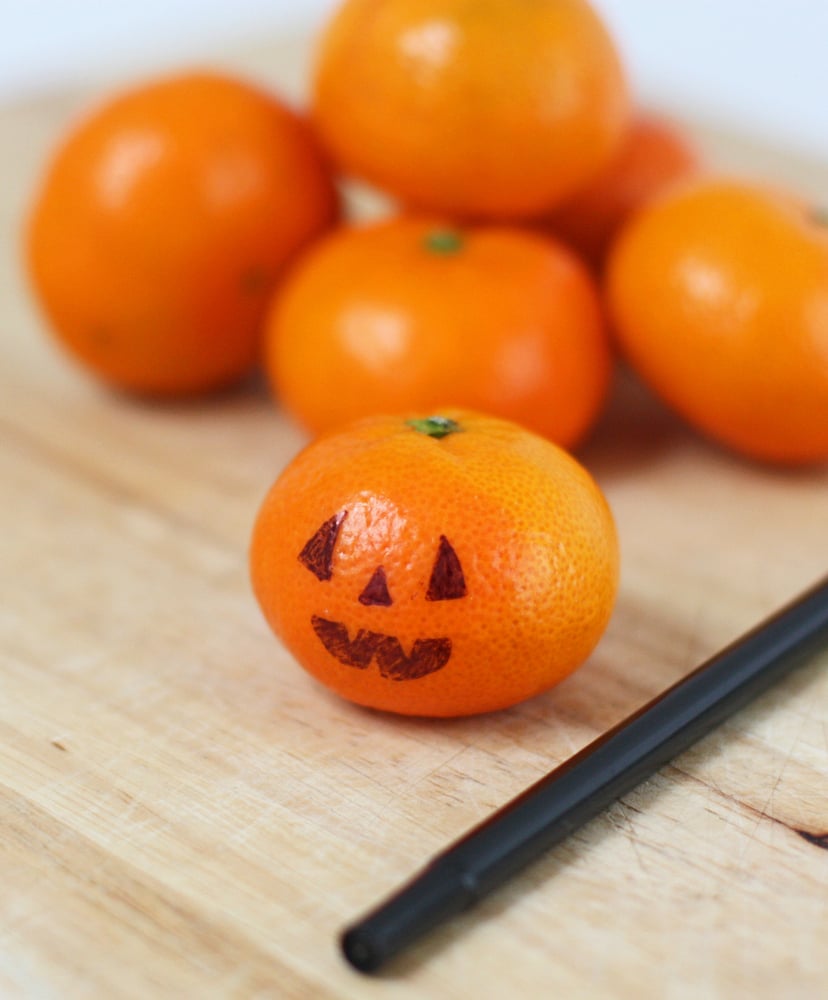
[{"xmin": 298, "ymin": 510, "xmax": 466, "ymax": 681}]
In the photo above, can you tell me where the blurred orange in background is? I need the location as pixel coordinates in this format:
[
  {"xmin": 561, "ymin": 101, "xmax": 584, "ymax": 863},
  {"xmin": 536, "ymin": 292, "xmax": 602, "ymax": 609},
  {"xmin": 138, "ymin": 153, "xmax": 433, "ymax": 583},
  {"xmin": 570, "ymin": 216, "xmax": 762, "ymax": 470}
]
[
  {"xmin": 607, "ymin": 177, "xmax": 828, "ymax": 464},
  {"xmin": 27, "ymin": 70, "xmax": 339, "ymax": 396},
  {"xmin": 266, "ymin": 217, "xmax": 612, "ymax": 448},
  {"xmin": 312, "ymin": 0, "xmax": 630, "ymax": 219}
]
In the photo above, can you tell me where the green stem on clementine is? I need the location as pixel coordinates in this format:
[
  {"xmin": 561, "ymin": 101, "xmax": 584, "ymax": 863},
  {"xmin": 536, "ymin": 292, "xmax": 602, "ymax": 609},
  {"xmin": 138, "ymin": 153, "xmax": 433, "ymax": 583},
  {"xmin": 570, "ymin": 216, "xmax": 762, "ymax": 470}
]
[
  {"xmin": 424, "ymin": 229, "xmax": 464, "ymax": 255},
  {"xmin": 407, "ymin": 415, "xmax": 461, "ymax": 439}
]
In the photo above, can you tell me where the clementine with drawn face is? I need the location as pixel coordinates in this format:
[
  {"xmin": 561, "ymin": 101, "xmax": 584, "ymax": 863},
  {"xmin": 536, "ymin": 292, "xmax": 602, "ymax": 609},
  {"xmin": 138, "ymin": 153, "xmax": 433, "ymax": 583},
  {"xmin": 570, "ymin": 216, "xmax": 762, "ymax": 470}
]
[
  {"xmin": 299, "ymin": 510, "xmax": 467, "ymax": 681},
  {"xmin": 250, "ymin": 411, "xmax": 619, "ymax": 717}
]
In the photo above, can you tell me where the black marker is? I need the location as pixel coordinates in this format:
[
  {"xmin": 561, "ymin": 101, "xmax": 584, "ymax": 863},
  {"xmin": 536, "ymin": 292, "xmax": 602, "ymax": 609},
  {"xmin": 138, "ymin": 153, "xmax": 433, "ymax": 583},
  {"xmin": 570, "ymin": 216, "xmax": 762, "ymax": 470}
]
[{"xmin": 341, "ymin": 575, "xmax": 828, "ymax": 973}]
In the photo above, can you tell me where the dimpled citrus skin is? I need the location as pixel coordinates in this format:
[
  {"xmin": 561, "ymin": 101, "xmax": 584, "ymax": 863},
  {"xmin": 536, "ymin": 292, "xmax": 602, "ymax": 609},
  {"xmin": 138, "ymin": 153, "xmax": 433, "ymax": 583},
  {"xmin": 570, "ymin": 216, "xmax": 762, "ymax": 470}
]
[
  {"xmin": 250, "ymin": 411, "xmax": 619, "ymax": 717},
  {"xmin": 312, "ymin": 0, "xmax": 629, "ymax": 219},
  {"xmin": 27, "ymin": 71, "xmax": 339, "ymax": 396},
  {"xmin": 607, "ymin": 178, "xmax": 828, "ymax": 464},
  {"xmin": 266, "ymin": 217, "xmax": 612, "ymax": 448}
]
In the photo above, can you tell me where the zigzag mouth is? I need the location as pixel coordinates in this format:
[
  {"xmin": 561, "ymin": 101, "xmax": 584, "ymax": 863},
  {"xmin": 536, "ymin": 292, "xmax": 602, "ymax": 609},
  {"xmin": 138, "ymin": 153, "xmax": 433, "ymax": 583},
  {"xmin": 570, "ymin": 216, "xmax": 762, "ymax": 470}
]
[{"xmin": 311, "ymin": 615, "xmax": 452, "ymax": 681}]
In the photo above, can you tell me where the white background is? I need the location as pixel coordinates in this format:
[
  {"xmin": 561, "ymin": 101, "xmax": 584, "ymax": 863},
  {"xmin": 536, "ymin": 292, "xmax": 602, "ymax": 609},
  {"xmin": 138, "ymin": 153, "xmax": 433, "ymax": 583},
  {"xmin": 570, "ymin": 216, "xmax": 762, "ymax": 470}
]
[{"xmin": 3, "ymin": 0, "xmax": 828, "ymax": 160}]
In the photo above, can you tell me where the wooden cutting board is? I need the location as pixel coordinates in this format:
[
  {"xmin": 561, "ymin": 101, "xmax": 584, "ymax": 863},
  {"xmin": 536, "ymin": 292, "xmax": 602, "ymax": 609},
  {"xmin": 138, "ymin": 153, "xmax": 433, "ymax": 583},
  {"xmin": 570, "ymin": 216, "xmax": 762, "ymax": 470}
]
[{"xmin": 1, "ymin": 36, "xmax": 827, "ymax": 1000}]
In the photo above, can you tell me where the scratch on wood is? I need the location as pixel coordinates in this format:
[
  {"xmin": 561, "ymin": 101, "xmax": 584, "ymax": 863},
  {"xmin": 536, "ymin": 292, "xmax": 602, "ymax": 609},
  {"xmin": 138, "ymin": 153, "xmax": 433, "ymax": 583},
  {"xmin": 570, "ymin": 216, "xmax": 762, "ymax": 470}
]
[
  {"xmin": 670, "ymin": 764, "xmax": 827, "ymax": 850},
  {"xmin": 796, "ymin": 829, "xmax": 828, "ymax": 851},
  {"xmin": 50, "ymin": 739, "xmax": 68, "ymax": 751},
  {"xmin": 610, "ymin": 797, "xmax": 650, "ymax": 874}
]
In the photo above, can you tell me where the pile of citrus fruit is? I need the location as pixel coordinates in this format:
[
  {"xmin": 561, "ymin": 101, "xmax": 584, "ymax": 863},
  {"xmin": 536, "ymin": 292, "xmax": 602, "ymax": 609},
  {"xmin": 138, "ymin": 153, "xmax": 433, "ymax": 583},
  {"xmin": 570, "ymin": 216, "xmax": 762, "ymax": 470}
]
[{"xmin": 25, "ymin": 0, "xmax": 828, "ymax": 715}]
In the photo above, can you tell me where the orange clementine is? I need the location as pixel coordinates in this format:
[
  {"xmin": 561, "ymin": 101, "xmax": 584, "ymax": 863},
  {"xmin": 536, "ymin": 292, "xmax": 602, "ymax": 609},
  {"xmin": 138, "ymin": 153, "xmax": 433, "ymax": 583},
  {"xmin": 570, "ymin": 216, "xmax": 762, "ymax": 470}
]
[
  {"xmin": 265, "ymin": 217, "xmax": 612, "ymax": 448},
  {"xmin": 546, "ymin": 113, "xmax": 699, "ymax": 270},
  {"xmin": 27, "ymin": 71, "xmax": 339, "ymax": 396},
  {"xmin": 606, "ymin": 178, "xmax": 828, "ymax": 464},
  {"xmin": 312, "ymin": 0, "xmax": 630, "ymax": 219},
  {"xmin": 250, "ymin": 410, "xmax": 619, "ymax": 717}
]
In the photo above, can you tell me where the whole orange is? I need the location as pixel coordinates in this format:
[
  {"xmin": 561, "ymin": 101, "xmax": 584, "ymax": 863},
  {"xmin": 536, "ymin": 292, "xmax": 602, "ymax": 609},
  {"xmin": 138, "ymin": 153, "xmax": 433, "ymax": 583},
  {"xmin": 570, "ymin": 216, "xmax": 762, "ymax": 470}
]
[
  {"xmin": 606, "ymin": 178, "xmax": 828, "ymax": 464},
  {"xmin": 546, "ymin": 113, "xmax": 699, "ymax": 270},
  {"xmin": 312, "ymin": 0, "xmax": 629, "ymax": 219},
  {"xmin": 250, "ymin": 411, "xmax": 619, "ymax": 717},
  {"xmin": 266, "ymin": 217, "xmax": 612, "ymax": 448},
  {"xmin": 27, "ymin": 71, "xmax": 339, "ymax": 396}
]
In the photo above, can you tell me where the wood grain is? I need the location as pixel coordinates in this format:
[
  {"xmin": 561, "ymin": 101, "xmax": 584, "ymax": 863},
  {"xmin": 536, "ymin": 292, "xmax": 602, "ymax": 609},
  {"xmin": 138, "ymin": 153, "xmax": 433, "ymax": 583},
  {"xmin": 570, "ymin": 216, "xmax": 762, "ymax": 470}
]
[{"xmin": 1, "ymin": 37, "xmax": 827, "ymax": 1000}]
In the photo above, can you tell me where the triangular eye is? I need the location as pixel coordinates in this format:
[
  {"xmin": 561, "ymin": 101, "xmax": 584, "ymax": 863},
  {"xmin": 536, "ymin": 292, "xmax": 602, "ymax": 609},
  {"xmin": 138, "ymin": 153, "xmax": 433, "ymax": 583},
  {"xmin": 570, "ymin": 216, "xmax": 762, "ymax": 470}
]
[
  {"xmin": 298, "ymin": 511, "xmax": 346, "ymax": 581},
  {"xmin": 359, "ymin": 566, "xmax": 393, "ymax": 606},
  {"xmin": 426, "ymin": 536, "xmax": 467, "ymax": 601}
]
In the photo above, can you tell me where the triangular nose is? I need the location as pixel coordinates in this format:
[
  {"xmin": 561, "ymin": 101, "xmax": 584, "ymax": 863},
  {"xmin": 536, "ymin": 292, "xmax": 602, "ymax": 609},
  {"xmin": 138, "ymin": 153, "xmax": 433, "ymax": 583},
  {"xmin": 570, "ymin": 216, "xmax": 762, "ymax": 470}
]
[{"xmin": 359, "ymin": 566, "xmax": 393, "ymax": 606}]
